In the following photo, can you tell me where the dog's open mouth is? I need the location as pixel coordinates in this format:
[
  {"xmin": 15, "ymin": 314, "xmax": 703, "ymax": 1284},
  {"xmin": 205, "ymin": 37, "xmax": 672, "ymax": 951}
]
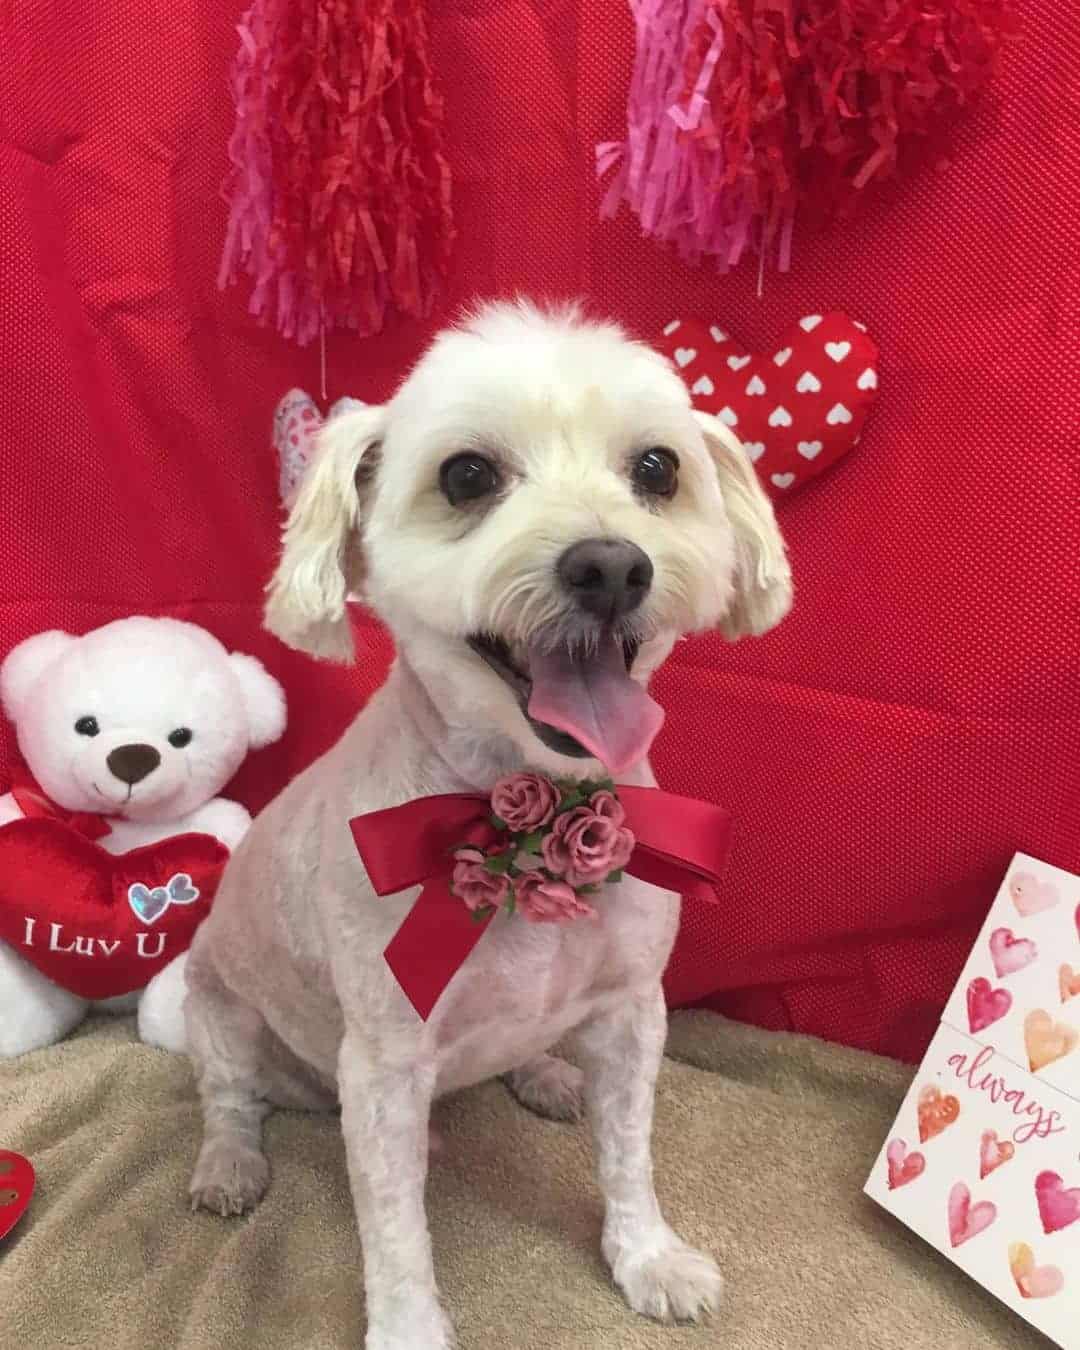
[{"xmin": 467, "ymin": 631, "xmax": 665, "ymax": 773}]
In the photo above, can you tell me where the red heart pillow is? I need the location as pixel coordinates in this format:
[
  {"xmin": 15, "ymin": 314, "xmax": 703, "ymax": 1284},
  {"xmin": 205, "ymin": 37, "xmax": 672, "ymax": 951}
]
[
  {"xmin": 0, "ymin": 819, "xmax": 227, "ymax": 1000},
  {"xmin": 656, "ymin": 313, "xmax": 879, "ymax": 499},
  {"xmin": 0, "ymin": 1151, "xmax": 34, "ymax": 1241}
]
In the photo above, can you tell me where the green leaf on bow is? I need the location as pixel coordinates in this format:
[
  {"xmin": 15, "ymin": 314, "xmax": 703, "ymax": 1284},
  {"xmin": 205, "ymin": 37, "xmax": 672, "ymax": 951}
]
[
  {"xmin": 483, "ymin": 853, "xmax": 512, "ymax": 875},
  {"xmin": 606, "ymin": 869, "xmax": 623, "ymax": 884},
  {"xmin": 504, "ymin": 893, "xmax": 517, "ymax": 916},
  {"xmin": 471, "ymin": 905, "xmax": 495, "ymax": 924},
  {"xmin": 520, "ymin": 830, "xmax": 545, "ymax": 852},
  {"xmin": 489, "ymin": 814, "xmax": 507, "ymax": 831}
]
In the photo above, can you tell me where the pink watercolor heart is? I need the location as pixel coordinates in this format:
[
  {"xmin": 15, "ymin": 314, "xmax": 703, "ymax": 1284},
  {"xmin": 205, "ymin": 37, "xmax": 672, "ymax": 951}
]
[
  {"xmin": 948, "ymin": 1181, "xmax": 997, "ymax": 1248},
  {"xmin": 979, "ymin": 1130, "xmax": 1014, "ymax": 1180},
  {"xmin": 1035, "ymin": 1170, "xmax": 1080, "ymax": 1235},
  {"xmin": 966, "ymin": 977, "xmax": 1012, "ymax": 1034},
  {"xmin": 886, "ymin": 1138, "xmax": 925, "ymax": 1190},
  {"xmin": 988, "ymin": 927, "xmax": 1037, "ymax": 978},
  {"xmin": 1008, "ymin": 871, "xmax": 1059, "ymax": 917}
]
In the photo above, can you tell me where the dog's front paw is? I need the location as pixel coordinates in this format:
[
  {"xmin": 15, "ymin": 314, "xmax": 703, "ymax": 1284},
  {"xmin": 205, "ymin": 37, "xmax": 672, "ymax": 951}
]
[
  {"xmin": 503, "ymin": 1053, "xmax": 584, "ymax": 1123},
  {"xmin": 189, "ymin": 1137, "xmax": 270, "ymax": 1217},
  {"xmin": 610, "ymin": 1234, "xmax": 723, "ymax": 1324},
  {"xmin": 366, "ymin": 1306, "xmax": 455, "ymax": 1350}
]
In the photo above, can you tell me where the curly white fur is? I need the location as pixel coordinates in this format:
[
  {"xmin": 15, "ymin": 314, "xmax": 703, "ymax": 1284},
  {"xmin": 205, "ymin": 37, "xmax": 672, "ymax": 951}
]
[{"xmin": 186, "ymin": 300, "xmax": 791, "ymax": 1349}]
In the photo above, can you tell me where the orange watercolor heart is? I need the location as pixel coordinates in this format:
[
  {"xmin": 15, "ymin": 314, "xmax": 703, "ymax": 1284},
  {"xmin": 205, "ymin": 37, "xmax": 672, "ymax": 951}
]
[
  {"xmin": 1024, "ymin": 1010, "xmax": 1079, "ymax": 1073},
  {"xmin": 1009, "ymin": 1242, "xmax": 1065, "ymax": 1300},
  {"xmin": 979, "ymin": 1130, "xmax": 1014, "ymax": 1180},
  {"xmin": 917, "ymin": 1084, "xmax": 960, "ymax": 1143},
  {"xmin": 1059, "ymin": 964, "xmax": 1080, "ymax": 1004}
]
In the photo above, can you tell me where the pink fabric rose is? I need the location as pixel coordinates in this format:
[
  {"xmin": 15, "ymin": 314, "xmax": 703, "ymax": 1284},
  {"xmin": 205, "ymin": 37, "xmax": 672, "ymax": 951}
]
[
  {"xmin": 451, "ymin": 847, "xmax": 510, "ymax": 912},
  {"xmin": 541, "ymin": 806, "xmax": 635, "ymax": 888},
  {"xmin": 514, "ymin": 870, "xmax": 597, "ymax": 923},
  {"xmin": 589, "ymin": 790, "xmax": 626, "ymax": 826},
  {"xmin": 491, "ymin": 772, "xmax": 561, "ymax": 832}
]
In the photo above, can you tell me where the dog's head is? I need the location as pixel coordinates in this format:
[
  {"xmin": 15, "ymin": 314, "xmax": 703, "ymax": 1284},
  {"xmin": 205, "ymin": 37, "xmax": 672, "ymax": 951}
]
[{"xmin": 266, "ymin": 301, "xmax": 791, "ymax": 774}]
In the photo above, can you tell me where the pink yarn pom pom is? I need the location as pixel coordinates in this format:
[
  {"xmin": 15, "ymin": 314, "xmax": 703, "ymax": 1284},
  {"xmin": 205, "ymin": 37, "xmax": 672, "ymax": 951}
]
[{"xmin": 597, "ymin": 0, "xmax": 763, "ymax": 272}]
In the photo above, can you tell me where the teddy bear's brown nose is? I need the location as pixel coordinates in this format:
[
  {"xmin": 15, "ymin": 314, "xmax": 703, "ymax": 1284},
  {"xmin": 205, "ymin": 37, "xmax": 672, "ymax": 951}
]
[{"xmin": 106, "ymin": 743, "xmax": 161, "ymax": 785}]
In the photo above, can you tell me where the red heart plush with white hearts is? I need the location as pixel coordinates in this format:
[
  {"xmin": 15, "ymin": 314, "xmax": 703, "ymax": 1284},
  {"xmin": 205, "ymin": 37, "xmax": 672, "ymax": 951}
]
[
  {"xmin": 0, "ymin": 819, "xmax": 227, "ymax": 1000},
  {"xmin": 656, "ymin": 313, "xmax": 879, "ymax": 499}
]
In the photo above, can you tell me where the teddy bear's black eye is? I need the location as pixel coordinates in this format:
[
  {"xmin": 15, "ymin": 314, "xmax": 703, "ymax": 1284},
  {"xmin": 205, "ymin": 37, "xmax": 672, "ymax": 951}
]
[
  {"xmin": 632, "ymin": 447, "xmax": 680, "ymax": 499},
  {"xmin": 439, "ymin": 454, "xmax": 499, "ymax": 506},
  {"xmin": 74, "ymin": 716, "xmax": 100, "ymax": 737},
  {"xmin": 168, "ymin": 727, "xmax": 193, "ymax": 749}
]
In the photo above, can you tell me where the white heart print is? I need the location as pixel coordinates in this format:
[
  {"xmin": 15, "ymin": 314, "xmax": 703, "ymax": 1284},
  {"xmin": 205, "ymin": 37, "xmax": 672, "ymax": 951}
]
[
  {"xmin": 719, "ymin": 407, "xmax": 738, "ymax": 427},
  {"xmin": 797, "ymin": 441, "xmax": 823, "ymax": 460},
  {"xmin": 663, "ymin": 319, "xmax": 681, "ymax": 336},
  {"xmin": 795, "ymin": 371, "xmax": 821, "ymax": 394},
  {"xmin": 799, "ymin": 315, "xmax": 823, "ymax": 333},
  {"xmin": 771, "ymin": 473, "xmax": 795, "ymax": 489},
  {"xmin": 773, "ymin": 347, "xmax": 792, "ymax": 366},
  {"xmin": 674, "ymin": 348, "xmax": 696, "ymax": 367},
  {"xmin": 727, "ymin": 354, "xmax": 751, "ymax": 371},
  {"xmin": 826, "ymin": 402, "xmax": 852, "ymax": 425},
  {"xmin": 768, "ymin": 405, "xmax": 793, "ymax": 428},
  {"xmin": 709, "ymin": 326, "xmax": 728, "ymax": 343},
  {"xmin": 691, "ymin": 375, "xmax": 715, "ymax": 396},
  {"xmin": 857, "ymin": 367, "xmax": 878, "ymax": 390},
  {"xmin": 742, "ymin": 442, "xmax": 766, "ymax": 461},
  {"xmin": 825, "ymin": 341, "xmax": 851, "ymax": 362},
  {"xmin": 745, "ymin": 375, "xmax": 766, "ymax": 396}
]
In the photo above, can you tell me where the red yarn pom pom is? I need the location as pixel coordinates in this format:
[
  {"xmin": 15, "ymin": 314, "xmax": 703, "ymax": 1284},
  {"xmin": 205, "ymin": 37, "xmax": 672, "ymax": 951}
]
[
  {"xmin": 601, "ymin": 0, "xmax": 1018, "ymax": 272},
  {"xmin": 219, "ymin": 0, "xmax": 455, "ymax": 346}
]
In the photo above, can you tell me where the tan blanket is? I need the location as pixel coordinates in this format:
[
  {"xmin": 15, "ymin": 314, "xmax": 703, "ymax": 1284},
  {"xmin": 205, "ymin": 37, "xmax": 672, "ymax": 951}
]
[{"xmin": 0, "ymin": 1013, "xmax": 1042, "ymax": 1349}]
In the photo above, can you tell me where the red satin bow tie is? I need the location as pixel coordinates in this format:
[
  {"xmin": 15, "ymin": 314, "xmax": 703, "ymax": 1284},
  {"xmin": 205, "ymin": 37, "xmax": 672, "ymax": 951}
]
[
  {"xmin": 7, "ymin": 762, "xmax": 113, "ymax": 841},
  {"xmin": 350, "ymin": 787, "xmax": 732, "ymax": 1019}
]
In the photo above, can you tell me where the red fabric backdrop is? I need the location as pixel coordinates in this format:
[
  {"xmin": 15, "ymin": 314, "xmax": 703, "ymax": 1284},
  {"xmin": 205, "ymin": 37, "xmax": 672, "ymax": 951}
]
[{"xmin": 2, "ymin": 1, "xmax": 1077, "ymax": 1061}]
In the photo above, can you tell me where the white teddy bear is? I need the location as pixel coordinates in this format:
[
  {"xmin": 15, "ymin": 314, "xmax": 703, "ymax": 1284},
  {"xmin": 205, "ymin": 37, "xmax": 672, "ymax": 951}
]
[{"xmin": 0, "ymin": 617, "xmax": 285, "ymax": 1056}]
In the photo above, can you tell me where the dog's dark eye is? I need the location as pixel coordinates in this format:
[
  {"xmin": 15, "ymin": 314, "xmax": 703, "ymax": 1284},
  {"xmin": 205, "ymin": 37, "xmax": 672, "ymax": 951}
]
[
  {"xmin": 74, "ymin": 716, "xmax": 100, "ymax": 737},
  {"xmin": 439, "ymin": 454, "xmax": 498, "ymax": 505},
  {"xmin": 632, "ymin": 447, "xmax": 680, "ymax": 498},
  {"xmin": 168, "ymin": 727, "xmax": 193, "ymax": 749}
]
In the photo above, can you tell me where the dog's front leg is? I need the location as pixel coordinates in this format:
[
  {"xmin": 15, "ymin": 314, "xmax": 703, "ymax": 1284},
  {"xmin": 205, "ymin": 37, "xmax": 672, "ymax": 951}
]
[
  {"xmin": 339, "ymin": 1034, "xmax": 453, "ymax": 1350},
  {"xmin": 576, "ymin": 985, "xmax": 723, "ymax": 1324}
]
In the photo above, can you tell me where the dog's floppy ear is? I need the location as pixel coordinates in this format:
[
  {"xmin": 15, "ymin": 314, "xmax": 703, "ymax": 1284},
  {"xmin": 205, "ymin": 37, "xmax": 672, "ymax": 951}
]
[
  {"xmin": 265, "ymin": 405, "xmax": 386, "ymax": 662},
  {"xmin": 695, "ymin": 410, "xmax": 793, "ymax": 640}
]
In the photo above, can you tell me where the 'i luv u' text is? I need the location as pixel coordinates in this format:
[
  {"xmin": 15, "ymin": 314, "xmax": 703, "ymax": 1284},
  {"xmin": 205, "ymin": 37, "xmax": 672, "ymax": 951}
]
[{"xmin": 21, "ymin": 917, "xmax": 168, "ymax": 960}]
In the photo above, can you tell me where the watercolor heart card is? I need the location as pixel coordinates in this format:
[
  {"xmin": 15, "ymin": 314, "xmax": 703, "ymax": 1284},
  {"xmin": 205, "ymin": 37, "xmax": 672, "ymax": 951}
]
[{"xmin": 866, "ymin": 853, "xmax": 1080, "ymax": 1348}]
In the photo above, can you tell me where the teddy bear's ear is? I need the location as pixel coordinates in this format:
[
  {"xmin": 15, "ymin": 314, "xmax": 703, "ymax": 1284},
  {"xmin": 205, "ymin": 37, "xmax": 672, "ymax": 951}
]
[
  {"xmin": 228, "ymin": 652, "xmax": 287, "ymax": 749},
  {"xmin": 1, "ymin": 631, "xmax": 77, "ymax": 724}
]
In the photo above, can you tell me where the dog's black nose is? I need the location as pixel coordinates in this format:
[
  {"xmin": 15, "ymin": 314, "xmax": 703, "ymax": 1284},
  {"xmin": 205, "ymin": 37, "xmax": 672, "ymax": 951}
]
[
  {"xmin": 557, "ymin": 538, "xmax": 654, "ymax": 621},
  {"xmin": 106, "ymin": 743, "xmax": 161, "ymax": 785}
]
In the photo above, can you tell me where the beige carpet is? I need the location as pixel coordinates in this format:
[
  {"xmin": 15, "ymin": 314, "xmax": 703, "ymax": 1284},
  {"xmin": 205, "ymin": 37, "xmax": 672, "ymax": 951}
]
[{"xmin": 0, "ymin": 1012, "xmax": 1045, "ymax": 1349}]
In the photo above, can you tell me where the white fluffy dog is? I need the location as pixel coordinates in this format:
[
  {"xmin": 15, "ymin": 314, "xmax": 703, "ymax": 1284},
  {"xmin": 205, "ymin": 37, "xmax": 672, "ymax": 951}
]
[{"xmin": 185, "ymin": 301, "xmax": 791, "ymax": 1349}]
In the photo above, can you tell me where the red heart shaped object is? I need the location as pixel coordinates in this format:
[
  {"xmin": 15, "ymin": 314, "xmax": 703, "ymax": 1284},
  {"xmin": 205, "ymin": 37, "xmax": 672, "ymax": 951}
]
[
  {"xmin": 0, "ymin": 819, "xmax": 228, "ymax": 1000},
  {"xmin": 656, "ymin": 313, "xmax": 879, "ymax": 500},
  {"xmin": 0, "ymin": 1151, "xmax": 34, "ymax": 1241}
]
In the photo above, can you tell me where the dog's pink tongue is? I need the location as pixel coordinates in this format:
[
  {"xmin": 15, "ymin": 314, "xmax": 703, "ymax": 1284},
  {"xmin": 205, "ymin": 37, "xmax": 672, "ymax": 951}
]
[{"xmin": 527, "ymin": 635, "xmax": 664, "ymax": 774}]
